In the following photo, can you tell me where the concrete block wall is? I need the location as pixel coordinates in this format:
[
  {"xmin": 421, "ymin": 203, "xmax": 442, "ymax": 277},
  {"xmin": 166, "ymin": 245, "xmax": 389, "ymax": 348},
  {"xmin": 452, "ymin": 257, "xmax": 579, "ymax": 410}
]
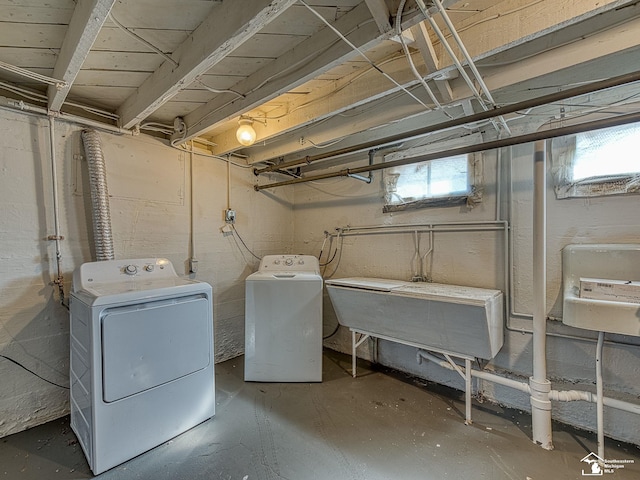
[
  {"xmin": 0, "ymin": 109, "xmax": 294, "ymax": 438},
  {"xmin": 292, "ymin": 135, "xmax": 640, "ymax": 445}
]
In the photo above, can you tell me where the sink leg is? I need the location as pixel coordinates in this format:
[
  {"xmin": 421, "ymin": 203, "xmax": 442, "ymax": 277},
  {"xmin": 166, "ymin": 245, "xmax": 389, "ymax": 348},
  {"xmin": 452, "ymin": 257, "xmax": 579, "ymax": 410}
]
[
  {"xmin": 465, "ymin": 358, "xmax": 473, "ymax": 425},
  {"xmin": 352, "ymin": 330, "xmax": 357, "ymax": 378}
]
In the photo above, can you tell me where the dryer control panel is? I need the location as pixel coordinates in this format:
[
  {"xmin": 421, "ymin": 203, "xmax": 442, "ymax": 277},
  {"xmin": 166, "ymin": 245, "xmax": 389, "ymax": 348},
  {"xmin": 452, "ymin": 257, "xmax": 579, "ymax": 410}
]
[
  {"xmin": 258, "ymin": 255, "xmax": 320, "ymax": 274},
  {"xmin": 72, "ymin": 258, "xmax": 178, "ymax": 292}
]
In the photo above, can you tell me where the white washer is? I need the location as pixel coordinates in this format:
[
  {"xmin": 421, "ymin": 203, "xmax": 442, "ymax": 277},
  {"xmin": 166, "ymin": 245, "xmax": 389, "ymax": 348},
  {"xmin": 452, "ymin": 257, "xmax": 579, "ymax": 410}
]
[
  {"xmin": 69, "ymin": 258, "xmax": 215, "ymax": 475},
  {"xmin": 244, "ymin": 255, "xmax": 323, "ymax": 382}
]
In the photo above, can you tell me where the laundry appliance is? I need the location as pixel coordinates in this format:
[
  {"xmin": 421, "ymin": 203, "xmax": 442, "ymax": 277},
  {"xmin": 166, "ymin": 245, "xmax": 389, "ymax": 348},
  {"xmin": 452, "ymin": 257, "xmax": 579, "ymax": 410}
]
[
  {"xmin": 244, "ymin": 254, "xmax": 323, "ymax": 382},
  {"xmin": 69, "ymin": 258, "xmax": 214, "ymax": 474}
]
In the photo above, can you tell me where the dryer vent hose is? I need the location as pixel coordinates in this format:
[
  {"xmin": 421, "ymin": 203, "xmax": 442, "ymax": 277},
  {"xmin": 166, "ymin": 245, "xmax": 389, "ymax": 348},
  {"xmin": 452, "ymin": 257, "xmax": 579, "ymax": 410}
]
[{"xmin": 81, "ymin": 129, "xmax": 115, "ymax": 261}]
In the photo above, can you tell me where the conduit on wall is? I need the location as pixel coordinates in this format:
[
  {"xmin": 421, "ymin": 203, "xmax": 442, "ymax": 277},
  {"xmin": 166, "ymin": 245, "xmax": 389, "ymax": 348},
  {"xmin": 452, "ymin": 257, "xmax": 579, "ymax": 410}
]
[
  {"xmin": 47, "ymin": 117, "xmax": 65, "ymax": 305},
  {"xmin": 81, "ymin": 130, "xmax": 115, "ymax": 261}
]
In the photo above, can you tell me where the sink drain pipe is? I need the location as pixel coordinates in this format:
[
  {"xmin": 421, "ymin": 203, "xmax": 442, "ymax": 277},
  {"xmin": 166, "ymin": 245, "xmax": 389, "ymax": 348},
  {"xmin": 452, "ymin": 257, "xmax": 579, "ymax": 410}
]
[
  {"xmin": 81, "ymin": 130, "xmax": 115, "ymax": 261},
  {"xmin": 531, "ymin": 140, "xmax": 553, "ymax": 449}
]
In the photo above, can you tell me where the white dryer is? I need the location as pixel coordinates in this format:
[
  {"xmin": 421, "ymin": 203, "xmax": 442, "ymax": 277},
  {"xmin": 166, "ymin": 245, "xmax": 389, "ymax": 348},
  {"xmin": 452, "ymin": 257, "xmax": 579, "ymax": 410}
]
[
  {"xmin": 69, "ymin": 258, "xmax": 214, "ymax": 475},
  {"xmin": 245, "ymin": 254, "xmax": 323, "ymax": 382}
]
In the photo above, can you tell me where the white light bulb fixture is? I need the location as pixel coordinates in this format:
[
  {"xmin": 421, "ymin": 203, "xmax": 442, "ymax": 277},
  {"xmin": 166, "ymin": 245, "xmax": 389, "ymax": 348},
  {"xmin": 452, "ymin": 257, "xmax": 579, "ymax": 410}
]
[{"xmin": 236, "ymin": 118, "xmax": 257, "ymax": 146}]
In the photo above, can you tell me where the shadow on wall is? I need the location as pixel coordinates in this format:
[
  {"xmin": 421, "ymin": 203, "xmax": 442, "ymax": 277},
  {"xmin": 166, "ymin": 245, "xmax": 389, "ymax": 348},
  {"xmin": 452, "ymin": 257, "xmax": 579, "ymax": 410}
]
[
  {"xmin": 0, "ymin": 118, "xmax": 74, "ymax": 437},
  {"xmin": 0, "ymin": 119, "xmax": 71, "ymax": 389},
  {"xmin": 0, "ymin": 288, "xmax": 70, "ymax": 390},
  {"xmin": 71, "ymin": 130, "xmax": 98, "ymax": 263}
]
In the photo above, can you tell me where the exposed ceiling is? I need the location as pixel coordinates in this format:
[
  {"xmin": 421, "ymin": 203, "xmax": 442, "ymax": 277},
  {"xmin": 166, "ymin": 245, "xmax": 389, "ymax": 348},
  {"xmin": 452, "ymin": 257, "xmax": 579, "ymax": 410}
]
[{"xmin": 1, "ymin": 0, "xmax": 640, "ymax": 167}]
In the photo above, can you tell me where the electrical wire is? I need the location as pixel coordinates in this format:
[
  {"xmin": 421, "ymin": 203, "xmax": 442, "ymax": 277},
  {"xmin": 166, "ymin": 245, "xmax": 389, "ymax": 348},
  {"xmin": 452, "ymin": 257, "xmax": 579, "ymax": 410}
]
[
  {"xmin": 323, "ymin": 322, "xmax": 341, "ymax": 340},
  {"xmin": 322, "ymin": 232, "xmax": 344, "ymax": 278},
  {"xmin": 0, "ymin": 60, "xmax": 66, "ymax": 89},
  {"xmin": 260, "ymin": 52, "xmax": 408, "ymax": 121},
  {"xmin": 169, "ymin": 142, "xmax": 253, "ymax": 168},
  {"xmin": 0, "ymin": 354, "xmax": 69, "ymax": 390},
  {"xmin": 184, "ymin": 16, "xmax": 376, "ymax": 136},
  {"xmin": 108, "ymin": 11, "xmax": 179, "ymax": 66},
  {"xmin": 0, "ymin": 81, "xmax": 121, "ymax": 121},
  {"xmin": 298, "ymin": 0, "xmax": 432, "ymax": 112},
  {"xmin": 194, "ymin": 79, "xmax": 245, "ymax": 99},
  {"xmin": 307, "ymin": 137, "xmax": 347, "ymax": 148},
  {"xmin": 231, "ymin": 224, "xmax": 262, "ymax": 260},
  {"xmin": 395, "ymin": 0, "xmax": 452, "ymax": 118}
]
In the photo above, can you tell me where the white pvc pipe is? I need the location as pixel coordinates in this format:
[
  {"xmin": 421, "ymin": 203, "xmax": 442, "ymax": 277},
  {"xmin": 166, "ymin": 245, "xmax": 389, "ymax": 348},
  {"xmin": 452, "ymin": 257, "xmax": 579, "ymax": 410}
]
[
  {"xmin": 596, "ymin": 331, "xmax": 605, "ymax": 460},
  {"xmin": 416, "ymin": 350, "xmax": 640, "ymax": 435},
  {"xmin": 48, "ymin": 117, "xmax": 65, "ymax": 304},
  {"xmin": 0, "ymin": 95, "xmax": 133, "ymax": 136},
  {"xmin": 471, "ymin": 368, "xmax": 531, "ymax": 394},
  {"xmin": 531, "ymin": 139, "xmax": 553, "ymax": 449}
]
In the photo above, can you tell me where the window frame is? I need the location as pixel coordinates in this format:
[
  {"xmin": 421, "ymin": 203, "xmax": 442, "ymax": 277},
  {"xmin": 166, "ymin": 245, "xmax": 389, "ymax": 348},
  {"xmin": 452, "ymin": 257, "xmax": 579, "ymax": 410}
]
[
  {"xmin": 551, "ymin": 123, "xmax": 640, "ymax": 199},
  {"xmin": 382, "ymin": 151, "xmax": 483, "ymax": 213}
]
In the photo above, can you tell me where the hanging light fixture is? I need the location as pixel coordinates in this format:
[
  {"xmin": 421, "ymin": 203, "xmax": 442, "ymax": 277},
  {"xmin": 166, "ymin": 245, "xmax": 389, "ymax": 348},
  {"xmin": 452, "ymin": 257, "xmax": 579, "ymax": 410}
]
[{"xmin": 236, "ymin": 118, "xmax": 256, "ymax": 146}]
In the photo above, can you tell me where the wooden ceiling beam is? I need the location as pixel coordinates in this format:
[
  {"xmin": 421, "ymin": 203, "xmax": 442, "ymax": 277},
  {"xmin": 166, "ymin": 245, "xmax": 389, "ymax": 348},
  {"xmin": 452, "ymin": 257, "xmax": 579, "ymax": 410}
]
[
  {"xmin": 172, "ymin": 2, "xmax": 426, "ymax": 145},
  {"xmin": 47, "ymin": 0, "xmax": 115, "ymax": 112},
  {"xmin": 117, "ymin": 0, "xmax": 297, "ymax": 129}
]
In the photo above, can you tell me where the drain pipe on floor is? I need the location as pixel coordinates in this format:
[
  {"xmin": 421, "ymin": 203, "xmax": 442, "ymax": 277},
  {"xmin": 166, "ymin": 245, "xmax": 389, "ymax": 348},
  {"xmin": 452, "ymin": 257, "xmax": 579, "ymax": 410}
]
[
  {"xmin": 416, "ymin": 348, "xmax": 640, "ymax": 416},
  {"xmin": 81, "ymin": 130, "xmax": 115, "ymax": 261},
  {"xmin": 530, "ymin": 139, "xmax": 553, "ymax": 449}
]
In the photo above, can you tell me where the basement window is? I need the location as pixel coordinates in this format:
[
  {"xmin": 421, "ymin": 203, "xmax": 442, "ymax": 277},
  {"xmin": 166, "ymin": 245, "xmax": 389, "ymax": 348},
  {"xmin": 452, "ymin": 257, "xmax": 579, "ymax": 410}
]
[
  {"xmin": 552, "ymin": 122, "xmax": 640, "ymax": 199},
  {"xmin": 383, "ymin": 152, "xmax": 482, "ymax": 212}
]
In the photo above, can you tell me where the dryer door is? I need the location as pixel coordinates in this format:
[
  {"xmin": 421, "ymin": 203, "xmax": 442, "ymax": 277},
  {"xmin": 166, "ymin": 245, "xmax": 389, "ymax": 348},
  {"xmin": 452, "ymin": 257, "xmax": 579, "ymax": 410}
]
[{"xmin": 101, "ymin": 295, "xmax": 211, "ymax": 402}]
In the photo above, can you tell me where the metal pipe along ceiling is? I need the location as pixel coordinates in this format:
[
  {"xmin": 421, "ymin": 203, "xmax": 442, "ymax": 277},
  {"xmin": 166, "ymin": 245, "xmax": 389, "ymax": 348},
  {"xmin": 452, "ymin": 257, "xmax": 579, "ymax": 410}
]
[
  {"xmin": 253, "ymin": 70, "xmax": 640, "ymax": 176},
  {"xmin": 254, "ymin": 110, "xmax": 640, "ymax": 191}
]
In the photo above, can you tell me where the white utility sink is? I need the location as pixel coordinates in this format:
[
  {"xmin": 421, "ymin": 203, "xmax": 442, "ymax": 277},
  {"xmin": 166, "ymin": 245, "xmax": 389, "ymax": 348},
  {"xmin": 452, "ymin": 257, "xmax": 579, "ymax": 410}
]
[{"xmin": 562, "ymin": 244, "xmax": 640, "ymax": 336}]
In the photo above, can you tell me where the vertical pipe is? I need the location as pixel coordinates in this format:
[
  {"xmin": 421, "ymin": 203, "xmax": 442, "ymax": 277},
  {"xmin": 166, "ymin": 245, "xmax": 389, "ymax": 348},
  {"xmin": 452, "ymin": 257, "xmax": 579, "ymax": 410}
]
[
  {"xmin": 465, "ymin": 358, "xmax": 472, "ymax": 425},
  {"xmin": 530, "ymin": 140, "xmax": 553, "ymax": 449},
  {"xmin": 48, "ymin": 117, "xmax": 65, "ymax": 304},
  {"xmin": 189, "ymin": 141, "xmax": 197, "ymax": 273},
  {"xmin": 596, "ymin": 331, "xmax": 605, "ymax": 461},
  {"xmin": 352, "ymin": 330, "xmax": 357, "ymax": 378}
]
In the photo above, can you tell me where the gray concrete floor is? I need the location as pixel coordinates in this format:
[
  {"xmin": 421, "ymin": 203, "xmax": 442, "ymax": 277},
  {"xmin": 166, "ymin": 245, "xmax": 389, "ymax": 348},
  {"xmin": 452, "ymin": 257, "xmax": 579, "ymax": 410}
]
[{"xmin": 2, "ymin": 350, "xmax": 639, "ymax": 479}]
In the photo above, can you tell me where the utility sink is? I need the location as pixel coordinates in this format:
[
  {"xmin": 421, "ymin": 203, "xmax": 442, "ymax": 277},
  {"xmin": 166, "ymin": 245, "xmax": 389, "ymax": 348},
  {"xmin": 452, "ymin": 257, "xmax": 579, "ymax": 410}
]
[{"xmin": 562, "ymin": 244, "xmax": 640, "ymax": 336}]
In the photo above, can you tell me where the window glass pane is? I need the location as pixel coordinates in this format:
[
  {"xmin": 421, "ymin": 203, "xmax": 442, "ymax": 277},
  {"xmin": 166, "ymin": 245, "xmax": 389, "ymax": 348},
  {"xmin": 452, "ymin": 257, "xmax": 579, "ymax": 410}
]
[
  {"xmin": 572, "ymin": 123, "xmax": 640, "ymax": 181},
  {"xmin": 390, "ymin": 155, "xmax": 469, "ymax": 204}
]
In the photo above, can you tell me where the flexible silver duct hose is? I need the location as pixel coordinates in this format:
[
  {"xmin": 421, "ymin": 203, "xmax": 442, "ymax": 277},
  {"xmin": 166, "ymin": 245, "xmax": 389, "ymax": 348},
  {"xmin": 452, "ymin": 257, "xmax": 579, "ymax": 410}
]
[{"xmin": 81, "ymin": 130, "xmax": 115, "ymax": 261}]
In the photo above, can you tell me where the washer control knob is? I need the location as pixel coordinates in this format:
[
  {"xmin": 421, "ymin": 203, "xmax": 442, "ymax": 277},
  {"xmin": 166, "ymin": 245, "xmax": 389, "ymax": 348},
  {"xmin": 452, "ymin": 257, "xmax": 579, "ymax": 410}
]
[
  {"xmin": 285, "ymin": 258, "xmax": 294, "ymax": 266},
  {"xmin": 144, "ymin": 264, "xmax": 154, "ymax": 272},
  {"xmin": 298, "ymin": 260, "xmax": 304, "ymax": 265},
  {"xmin": 124, "ymin": 264, "xmax": 138, "ymax": 275}
]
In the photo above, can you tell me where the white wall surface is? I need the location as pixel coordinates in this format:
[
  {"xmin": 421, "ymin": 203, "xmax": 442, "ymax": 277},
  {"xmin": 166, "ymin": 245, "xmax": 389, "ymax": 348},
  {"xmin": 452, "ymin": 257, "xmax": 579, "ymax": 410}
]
[
  {"xmin": 292, "ymin": 126, "xmax": 640, "ymax": 445},
  {"xmin": 2, "ymin": 97, "xmax": 639, "ymax": 448},
  {"xmin": 0, "ymin": 108, "xmax": 293, "ymax": 438}
]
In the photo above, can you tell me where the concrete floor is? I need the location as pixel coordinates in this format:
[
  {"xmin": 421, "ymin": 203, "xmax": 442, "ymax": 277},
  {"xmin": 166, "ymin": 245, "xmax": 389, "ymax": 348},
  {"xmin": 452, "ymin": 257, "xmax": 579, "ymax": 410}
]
[{"xmin": 2, "ymin": 350, "xmax": 639, "ymax": 480}]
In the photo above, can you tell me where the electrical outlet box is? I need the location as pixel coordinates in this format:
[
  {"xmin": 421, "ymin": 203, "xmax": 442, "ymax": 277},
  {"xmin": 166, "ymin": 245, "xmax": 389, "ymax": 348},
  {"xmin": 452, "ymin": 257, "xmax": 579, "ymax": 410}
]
[
  {"xmin": 189, "ymin": 258, "xmax": 198, "ymax": 274},
  {"xmin": 225, "ymin": 209, "xmax": 236, "ymax": 224}
]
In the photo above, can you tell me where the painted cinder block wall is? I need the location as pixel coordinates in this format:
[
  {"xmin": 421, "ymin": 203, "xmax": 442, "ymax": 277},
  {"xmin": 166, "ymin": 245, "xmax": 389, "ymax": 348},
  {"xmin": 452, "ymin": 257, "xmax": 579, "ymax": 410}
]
[
  {"xmin": 0, "ymin": 109, "xmax": 294, "ymax": 438},
  {"xmin": 291, "ymin": 125, "xmax": 640, "ymax": 445},
  {"xmin": 2, "ymin": 100, "xmax": 639, "ymax": 447}
]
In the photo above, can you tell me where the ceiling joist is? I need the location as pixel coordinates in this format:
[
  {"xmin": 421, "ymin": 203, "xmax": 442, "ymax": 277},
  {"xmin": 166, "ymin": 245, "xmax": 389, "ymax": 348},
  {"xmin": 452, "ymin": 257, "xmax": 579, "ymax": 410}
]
[
  {"xmin": 47, "ymin": 0, "xmax": 115, "ymax": 112},
  {"xmin": 173, "ymin": 2, "xmax": 387, "ymax": 144},
  {"xmin": 117, "ymin": 0, "xmax": 297, "ymax": 129},
  {"xmin": 173, "ymin": 2, "xmax": 428, "ymax": 145}
]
